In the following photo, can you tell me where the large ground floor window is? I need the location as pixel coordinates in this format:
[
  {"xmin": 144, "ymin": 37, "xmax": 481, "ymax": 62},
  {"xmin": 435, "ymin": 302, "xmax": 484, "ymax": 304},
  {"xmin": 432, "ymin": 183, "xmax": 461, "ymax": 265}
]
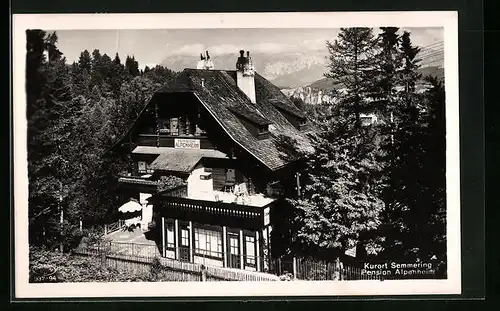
[
  {"xmin": 160, "ymin": 218, "xmax": 266, "ymax": 271},
  {"xmin": 165, "ymin": 222, "xmax": 175, "ymax": 248},
  {"xmin": 194, "ymin": 228, "xmax": 223, "ymax": 258},
  {"xmin": 245, "ymin": 235, "xmax": 256, "ymax": 266}
]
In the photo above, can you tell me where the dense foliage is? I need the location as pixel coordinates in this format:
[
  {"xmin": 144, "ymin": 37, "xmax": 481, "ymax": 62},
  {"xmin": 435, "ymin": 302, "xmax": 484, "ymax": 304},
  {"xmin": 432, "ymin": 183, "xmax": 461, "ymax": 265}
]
[
  {"xmin": 26, "ymin": 30, "xmax": 178, "ymax": 251},
  {"xmin": 29, "ymin": 246, "xmax": 191, "ymax": 282},
  {"xmin": 283, "ymin": 28, "xmax": 446, "ymax": 270}
]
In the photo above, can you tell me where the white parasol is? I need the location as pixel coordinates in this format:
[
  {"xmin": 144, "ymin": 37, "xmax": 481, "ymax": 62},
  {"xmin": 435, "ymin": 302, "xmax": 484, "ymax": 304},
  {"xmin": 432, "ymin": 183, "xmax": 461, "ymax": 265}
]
[{"xmin": 118, "ymin": 200, "xmax": 143, "ymax": 213}]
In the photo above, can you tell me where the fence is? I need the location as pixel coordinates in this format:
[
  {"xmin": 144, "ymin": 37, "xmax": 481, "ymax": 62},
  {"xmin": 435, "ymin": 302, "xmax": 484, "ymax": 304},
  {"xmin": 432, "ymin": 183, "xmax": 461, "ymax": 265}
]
[
  {"xmin": 73, "ymin": 241, "xmax": 279, "ymax": 282},
  {"xmin": 266, "ymin": 257, "xmax": 383, "ymax": 281},
  {"xmin": 104, "ymin": 219, "xmax": 125, "ymax": 236},
  {"xmin": 74, "ymin": 239, "xmax": 381, "ymax": 281}
]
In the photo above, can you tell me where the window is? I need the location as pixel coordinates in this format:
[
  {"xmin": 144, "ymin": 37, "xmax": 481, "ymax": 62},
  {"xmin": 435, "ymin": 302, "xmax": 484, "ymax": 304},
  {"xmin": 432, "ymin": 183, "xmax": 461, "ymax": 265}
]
[
  {"xmin": 165, "ymin": 223, "xmax": 175, "ymax": 248},
  {"xmin": 225, "ymin": 169, "xmax": 236, "ymax": 184},
  {"xmin": 258, "ymin": 125, "xmax": 269, "ymax": 134},
  {"xmin": 194, "ymin": 228, "xmax": 223, "ymax": 258},
  {"xmin": 245, "ymin": 236, "xmax": 256, "ymax": 265},
  {"xmin": 170, "ymin": 118, "xmax": 179, "ymax": 135},
  {"xmin": 181, "ymin": 229, "xmax": 189, "ymax": 247},
  {"xmin": 178, "ymin": 116, "xmax": 186, "ymax": 135},
  {"xmin": 229, "ymin": 236, "xmax": 239, "ymax": 255},
  {"xmin": 158, "ymin": 119, "xmax": 171, "ymax": 134},
  {"xmin": 200, "ymin": 173, "xmax": 212, "ymax": 180},
  {"xmin": 138, "ymin": 161, "xmax": 147, "ymax": 173}
]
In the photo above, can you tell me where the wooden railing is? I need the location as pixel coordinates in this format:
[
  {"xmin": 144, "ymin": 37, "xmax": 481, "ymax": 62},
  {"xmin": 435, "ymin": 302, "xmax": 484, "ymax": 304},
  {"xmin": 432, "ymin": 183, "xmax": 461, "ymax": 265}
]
[
  {"xmin": 166, "ymin": 197, "xmax": 264, "ymax": 218},
  {"xmin": 104, "ymin": 219, "xmax": 125, "ymax": 236}
]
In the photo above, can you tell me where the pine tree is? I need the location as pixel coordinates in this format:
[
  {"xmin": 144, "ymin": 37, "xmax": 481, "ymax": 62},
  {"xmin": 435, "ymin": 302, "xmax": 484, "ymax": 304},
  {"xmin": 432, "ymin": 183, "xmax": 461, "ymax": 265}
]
[
  {"xmin": 420, "ymin": 76, "xmax": 446, "ymax": 273},
  {"xmin": 125, "ymin": 55, "xmax": 140, "ymax": 77},
  {"xmin": 78, "ymin": 50, "xmax": 91, "ymax": 71},
  {"xmin": 373, "ymin": 30, "xmax": 447, "ymax": 269},
  {"xmin": 26, "ymin": 30, "xmax": 76, "ymax": 248},
  {"xmin": 325, "ymin": 27, "xmax": 379, "ymax": 128},
  {"xmin": 368, "ymin": 27, "xmax": 404, "ymax": 120},
  {"xmin": 110, "ymin": 53, "xmax": 125, "ymax": 98},
  {"xmin": 71, "ymin": 50, "xmax": 92, "ymax": 97},
  {"xmin": 281, "ymin": 28, "xmax": 386, "ymax": 261},
  {"xmin": 90, "ymin": 49, "xmax": 103, "ymax": 87},
  {"xmin": 113, "ymin": 53, "xmax": 121, "ymax": 66}
]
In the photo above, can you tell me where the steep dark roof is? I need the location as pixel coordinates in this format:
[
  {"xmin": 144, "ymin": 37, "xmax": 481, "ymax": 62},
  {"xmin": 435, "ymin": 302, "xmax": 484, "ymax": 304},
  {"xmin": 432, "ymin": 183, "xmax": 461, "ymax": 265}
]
[
  {"xmin": 227, "ymin": 106, "xmax": 272, "ymax": 126},
  {"xmin": 148, "ymin": 68, "xmax": 313, "ymax": 171}
]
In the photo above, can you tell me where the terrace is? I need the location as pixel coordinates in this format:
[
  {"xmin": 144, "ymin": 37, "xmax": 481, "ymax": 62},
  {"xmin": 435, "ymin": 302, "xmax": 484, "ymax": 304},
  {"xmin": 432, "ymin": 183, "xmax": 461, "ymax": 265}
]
[{"xmin": 148, "ymin": 185, "xmax": 275, "ymax": 231}]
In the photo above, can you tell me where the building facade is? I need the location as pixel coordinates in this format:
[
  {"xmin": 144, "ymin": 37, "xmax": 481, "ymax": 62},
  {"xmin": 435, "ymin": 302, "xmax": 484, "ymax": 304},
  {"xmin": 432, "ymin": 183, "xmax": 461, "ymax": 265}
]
[{"xmin": 115, "ymin": 50, "xmax": 312, "ymax": 272}]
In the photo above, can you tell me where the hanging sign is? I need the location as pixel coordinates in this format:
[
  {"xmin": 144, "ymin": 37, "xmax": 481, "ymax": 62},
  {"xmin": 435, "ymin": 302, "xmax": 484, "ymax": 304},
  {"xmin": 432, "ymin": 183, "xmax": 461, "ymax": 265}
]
[
  {"xmin": 174, "ymin": 138, "xmax": 200, "ymax": 149},
  {"xmin": 345, "ymin": 240, "xmax": 357, "ymax": 257},
  {"xmin": 345, "ymin": 246, "xmax": 357, "ymax": 257}
]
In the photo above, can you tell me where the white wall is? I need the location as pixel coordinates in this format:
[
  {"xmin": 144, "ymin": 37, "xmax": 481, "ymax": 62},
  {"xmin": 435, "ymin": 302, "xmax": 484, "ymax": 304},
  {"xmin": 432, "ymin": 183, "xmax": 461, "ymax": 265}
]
[
  {"xmin": 139, "ymin": 193, "xmax": 153, "ymax": 230},
  {"xmin": 236, "ymin": 71, "xmax": 256, "ymax": 103},
  {"xmin": 187, "ymin": 164, "xmax": 214, "ymax": 200}
]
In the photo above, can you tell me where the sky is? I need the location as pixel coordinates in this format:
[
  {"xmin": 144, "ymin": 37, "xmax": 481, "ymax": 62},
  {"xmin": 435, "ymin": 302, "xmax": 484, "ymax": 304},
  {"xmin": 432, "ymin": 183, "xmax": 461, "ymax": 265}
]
[{"xmin": 53, "ymin": 27, "xmax": 444, "ymax": 70}]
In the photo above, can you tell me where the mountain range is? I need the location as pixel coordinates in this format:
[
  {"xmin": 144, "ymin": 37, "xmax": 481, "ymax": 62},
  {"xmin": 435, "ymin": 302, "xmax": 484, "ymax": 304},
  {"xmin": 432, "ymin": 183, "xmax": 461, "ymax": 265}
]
[
  {"xmin": 281, "ymin": 66, "xmax": 445, "ymax": 105},
  {"xmin": 160, "ymin": 52, "xmax": 444, "ymax": 105},
  {"xmin": 161, "ymin": 51, "xmax": 328, "ymax": 88}
]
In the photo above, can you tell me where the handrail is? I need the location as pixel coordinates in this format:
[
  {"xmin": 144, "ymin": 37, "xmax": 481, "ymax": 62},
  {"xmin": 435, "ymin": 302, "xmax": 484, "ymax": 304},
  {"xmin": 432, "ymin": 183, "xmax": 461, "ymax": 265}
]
[{"xmin": 166, "ymin": 196, "xmax": 264, "ymax": 214}]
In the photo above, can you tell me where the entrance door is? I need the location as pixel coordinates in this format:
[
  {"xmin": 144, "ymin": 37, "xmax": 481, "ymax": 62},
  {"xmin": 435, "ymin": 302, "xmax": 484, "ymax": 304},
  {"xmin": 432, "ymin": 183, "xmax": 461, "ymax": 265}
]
[
  {"xmin": 227, "ymin": 233, "xmax": 240, "ymax": 269},
  {"xmin": 179, "ymin": 227, "xmax": 190, "ymax": 262}
]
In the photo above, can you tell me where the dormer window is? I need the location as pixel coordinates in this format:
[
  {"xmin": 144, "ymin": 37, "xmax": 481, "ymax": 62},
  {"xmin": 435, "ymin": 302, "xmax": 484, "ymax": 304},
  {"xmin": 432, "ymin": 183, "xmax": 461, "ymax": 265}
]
[
  {"xmin": 258, "ymin": 125, "xmax": 269, "ymax": 134},
  {"xmin": 227, "ymin": 106, "xmax": 271, "ymax": 140},
  {"xmin": 270, "ymin": 99, "xmax": 308, "ymax": 130}
]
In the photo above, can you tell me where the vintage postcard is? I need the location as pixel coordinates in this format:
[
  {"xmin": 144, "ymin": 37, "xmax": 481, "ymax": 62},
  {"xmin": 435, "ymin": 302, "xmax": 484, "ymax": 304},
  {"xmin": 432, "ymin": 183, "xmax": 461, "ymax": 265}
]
[{"xmin": 13, "ymin": 11, "xmax": 460, "ymax": 298}]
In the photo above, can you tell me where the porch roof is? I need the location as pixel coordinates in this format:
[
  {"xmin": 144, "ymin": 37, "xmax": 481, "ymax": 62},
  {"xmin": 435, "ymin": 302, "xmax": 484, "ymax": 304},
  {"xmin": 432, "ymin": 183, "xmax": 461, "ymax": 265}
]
[{"xmin": 146, "ymin": 147, "xmax": 228, "ymax": 173}]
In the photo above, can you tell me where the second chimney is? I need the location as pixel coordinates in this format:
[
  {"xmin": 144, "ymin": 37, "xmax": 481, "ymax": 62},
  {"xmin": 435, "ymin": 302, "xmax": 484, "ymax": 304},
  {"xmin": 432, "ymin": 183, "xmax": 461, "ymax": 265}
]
[{"xmin": 235, "ymin": 50, "xmax": 256, "ymax": 103}]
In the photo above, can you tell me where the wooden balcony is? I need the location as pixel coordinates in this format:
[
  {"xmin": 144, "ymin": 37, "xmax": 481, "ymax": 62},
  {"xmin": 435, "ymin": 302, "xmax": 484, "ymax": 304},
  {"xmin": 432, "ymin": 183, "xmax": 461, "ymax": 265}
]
[{"xmin": 148, "ymin": 185, "xmax": 274, "ymax": 230}]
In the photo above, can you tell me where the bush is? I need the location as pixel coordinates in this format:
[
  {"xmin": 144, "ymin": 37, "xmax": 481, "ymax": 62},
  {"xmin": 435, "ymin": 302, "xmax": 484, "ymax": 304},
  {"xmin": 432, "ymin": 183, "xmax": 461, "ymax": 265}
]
[
  {"xmin": 279, "ymin": 273, "xmax": 294, "ymax": 281},
  {"xmin": 29, "ymin": 247, "xmax": 195, "ymax": 282}
]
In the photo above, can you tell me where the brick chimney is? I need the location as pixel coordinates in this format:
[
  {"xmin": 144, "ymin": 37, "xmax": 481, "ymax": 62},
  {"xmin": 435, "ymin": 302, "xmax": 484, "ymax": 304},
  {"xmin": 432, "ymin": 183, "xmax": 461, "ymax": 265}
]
[{"xmin": 236, "ymin": 50, "xmax": 256, "ymax": 103}]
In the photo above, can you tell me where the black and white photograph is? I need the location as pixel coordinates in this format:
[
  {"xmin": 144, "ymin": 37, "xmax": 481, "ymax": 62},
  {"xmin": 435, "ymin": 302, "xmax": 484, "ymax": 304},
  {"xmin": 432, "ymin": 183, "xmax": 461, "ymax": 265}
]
[{"xmin": 13, "ymin": 12, "xmax": 460, "ymax": 297}]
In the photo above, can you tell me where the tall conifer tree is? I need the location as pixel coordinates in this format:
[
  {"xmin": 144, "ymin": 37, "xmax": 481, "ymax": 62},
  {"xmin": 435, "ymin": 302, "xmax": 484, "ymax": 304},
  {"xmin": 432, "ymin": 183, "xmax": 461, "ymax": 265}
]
[{"xmin": 283, "ymin": 28, "xmax": 386, "ymax": 261}]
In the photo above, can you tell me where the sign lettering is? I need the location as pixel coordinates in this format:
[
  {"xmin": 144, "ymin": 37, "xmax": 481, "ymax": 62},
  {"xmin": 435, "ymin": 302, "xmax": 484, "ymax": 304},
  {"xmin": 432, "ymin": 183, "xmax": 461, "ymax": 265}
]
[{"xmin": 174, "ymin": 139, "xmax": 201, "ymax": 149}]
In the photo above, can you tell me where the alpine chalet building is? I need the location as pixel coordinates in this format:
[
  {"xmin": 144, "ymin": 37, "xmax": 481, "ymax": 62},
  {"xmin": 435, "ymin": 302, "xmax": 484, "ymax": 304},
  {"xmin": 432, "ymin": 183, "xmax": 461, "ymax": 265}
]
[{"xmin": 115, "ymin": 50, "xmax": 312, "ymax": 272}]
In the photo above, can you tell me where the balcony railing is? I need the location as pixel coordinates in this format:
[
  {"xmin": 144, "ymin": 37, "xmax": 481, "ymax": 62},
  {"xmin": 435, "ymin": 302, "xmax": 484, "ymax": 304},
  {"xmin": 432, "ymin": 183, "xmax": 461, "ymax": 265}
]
[{"xmin": 149, "ymin": 188, "xmax": 273, "ymax": 230}]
